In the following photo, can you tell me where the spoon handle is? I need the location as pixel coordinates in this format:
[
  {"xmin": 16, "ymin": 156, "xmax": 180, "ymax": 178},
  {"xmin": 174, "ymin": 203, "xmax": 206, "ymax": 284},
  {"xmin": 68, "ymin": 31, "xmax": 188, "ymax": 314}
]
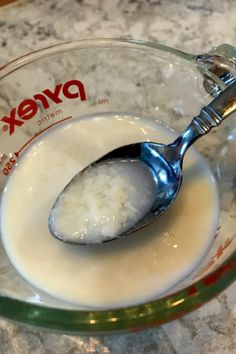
[
  {"xmin": 193, "ymin": 80, "xmax": 236, "ymax": 134},
  {"xmin": 172, "ymin": 81, "xmax": 236, "ymax": 159}
]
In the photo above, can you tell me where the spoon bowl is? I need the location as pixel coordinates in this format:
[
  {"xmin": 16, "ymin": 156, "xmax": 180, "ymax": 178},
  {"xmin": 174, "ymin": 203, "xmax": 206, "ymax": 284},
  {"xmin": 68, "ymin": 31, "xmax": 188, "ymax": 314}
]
[{"xmin": 48, "ymin": 142, "xmax": 181, "ymax": 244}]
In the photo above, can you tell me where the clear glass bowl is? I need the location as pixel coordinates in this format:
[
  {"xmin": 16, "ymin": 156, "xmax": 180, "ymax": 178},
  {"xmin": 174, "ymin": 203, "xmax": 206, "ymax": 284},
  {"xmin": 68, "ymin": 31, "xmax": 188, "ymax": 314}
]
[{"xmin": 0, "ymin": 39, "xmax": 236, "ymax": 334}]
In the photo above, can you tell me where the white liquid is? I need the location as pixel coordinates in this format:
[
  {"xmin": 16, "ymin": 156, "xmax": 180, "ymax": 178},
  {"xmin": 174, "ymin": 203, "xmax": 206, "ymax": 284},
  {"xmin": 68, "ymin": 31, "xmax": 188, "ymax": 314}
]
[
  {"xmin": 50, "ymin": 160, "xmax": 156, "ymax": 243},
  {"xmin": 0, "ymin": 113, "xmax": 219, "ymax": 308}
]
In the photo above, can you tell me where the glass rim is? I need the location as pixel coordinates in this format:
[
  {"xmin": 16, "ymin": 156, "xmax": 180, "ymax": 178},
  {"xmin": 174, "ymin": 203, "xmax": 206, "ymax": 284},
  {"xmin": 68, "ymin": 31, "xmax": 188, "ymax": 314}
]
[
  {"xmin": 0, "ymin": 38, "xmax": 235, "ymax": 333},
  {"xmin": 0, "ymin": 38, "xmax": 195, "ymax": 79}
]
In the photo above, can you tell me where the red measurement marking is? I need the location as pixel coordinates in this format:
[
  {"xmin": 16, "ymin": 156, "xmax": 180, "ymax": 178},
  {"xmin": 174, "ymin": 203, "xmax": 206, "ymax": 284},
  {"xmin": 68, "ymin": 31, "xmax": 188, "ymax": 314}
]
[
  {"xmin": 215, "ymin": 239, "xmax": 232, "ymax": 259},
  {"xmin": 196, "ymin": 238, "xmax": 233, "ymax": 277},
  {"xmin": 2, "ymin": 156, "xmax": 17, "ymax": 176},
  {"xmin": 14, "ymin": 116, "xmax": 73, "ymax": 158},
  {"xmin": 188, "ymin": 285, "xmax": 197, "ymax": 296},
  {"xmin": 203, "ymin": 261, "xmax": 236, "ymax": 286}
]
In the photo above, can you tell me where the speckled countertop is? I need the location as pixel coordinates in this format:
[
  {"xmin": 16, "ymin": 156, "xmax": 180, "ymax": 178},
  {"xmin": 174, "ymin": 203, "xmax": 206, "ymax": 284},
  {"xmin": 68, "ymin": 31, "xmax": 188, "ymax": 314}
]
[{"xmin": 0, "ymin": 0, "xmax": 236, "ymax": 353}]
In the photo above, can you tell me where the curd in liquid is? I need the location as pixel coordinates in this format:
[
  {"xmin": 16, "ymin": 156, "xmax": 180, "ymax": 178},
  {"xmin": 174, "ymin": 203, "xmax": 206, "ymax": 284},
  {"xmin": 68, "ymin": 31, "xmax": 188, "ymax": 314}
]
[{"xmin": 50, "ymin": 159, "xmax": 156, "ymax": 243}]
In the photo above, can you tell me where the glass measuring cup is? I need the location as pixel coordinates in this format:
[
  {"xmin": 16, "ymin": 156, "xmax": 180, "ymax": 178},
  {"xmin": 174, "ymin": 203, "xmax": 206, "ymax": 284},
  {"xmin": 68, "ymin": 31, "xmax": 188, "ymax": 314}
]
[{"xmin": 0, "ymin": 39, "xmax": 236, "ymax": 333}]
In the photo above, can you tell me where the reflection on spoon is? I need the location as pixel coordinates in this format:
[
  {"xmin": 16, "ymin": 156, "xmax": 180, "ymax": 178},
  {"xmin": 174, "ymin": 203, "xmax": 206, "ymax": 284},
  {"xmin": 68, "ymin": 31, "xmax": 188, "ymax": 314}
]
[{"xmin": 49, "ymin": 81, "xmax": 236, "ymax": 245}]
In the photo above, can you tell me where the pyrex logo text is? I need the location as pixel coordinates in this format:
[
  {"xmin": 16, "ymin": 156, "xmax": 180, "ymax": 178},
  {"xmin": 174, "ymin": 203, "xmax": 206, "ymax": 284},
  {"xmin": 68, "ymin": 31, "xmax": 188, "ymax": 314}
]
[{"xmin": 1, "ymin": 80, "xmax": 87, "ymax": 135}]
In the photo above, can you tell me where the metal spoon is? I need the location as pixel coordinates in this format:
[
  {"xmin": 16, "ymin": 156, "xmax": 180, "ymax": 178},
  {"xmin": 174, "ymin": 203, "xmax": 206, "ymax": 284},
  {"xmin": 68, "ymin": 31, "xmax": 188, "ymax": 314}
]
[{"xmin": 49, "ymin": 81, "xmax": 236, "ymax": 245}]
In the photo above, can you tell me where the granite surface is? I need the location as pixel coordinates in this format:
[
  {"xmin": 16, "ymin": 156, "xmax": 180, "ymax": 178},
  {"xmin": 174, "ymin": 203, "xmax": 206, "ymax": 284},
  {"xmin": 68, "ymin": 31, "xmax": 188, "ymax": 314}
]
[{"xmin": 0, "ymin": 0, "xmax": 236, "ymax": 353}]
